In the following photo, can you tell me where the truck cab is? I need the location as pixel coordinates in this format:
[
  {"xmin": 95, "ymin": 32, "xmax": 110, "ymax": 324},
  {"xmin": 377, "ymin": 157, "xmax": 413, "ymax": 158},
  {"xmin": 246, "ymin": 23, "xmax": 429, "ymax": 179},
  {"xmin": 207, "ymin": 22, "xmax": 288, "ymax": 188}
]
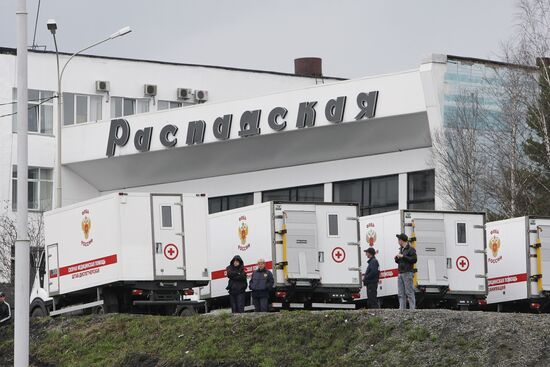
[{"xmin": 29, "ymin": 250, "xmax": 52, "ymax": 317}]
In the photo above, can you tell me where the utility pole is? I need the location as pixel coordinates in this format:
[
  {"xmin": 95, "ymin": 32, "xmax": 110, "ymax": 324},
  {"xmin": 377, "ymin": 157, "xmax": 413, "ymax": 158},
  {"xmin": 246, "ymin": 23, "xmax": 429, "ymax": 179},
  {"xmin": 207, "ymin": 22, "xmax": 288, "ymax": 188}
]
[{"xmin": 15, "ymin": 0, "xmax": 30, "ymax": 365}]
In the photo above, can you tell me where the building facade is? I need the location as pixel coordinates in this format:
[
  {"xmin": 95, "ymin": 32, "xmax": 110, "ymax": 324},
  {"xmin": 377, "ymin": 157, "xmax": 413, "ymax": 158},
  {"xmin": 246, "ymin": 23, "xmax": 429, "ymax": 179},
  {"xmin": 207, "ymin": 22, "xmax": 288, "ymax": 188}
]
[
  {"xmin": 0, "ymin": 50, "xmax": 512, "ymax": 282},
  {"xmin": 0, "ymin": 48, "xmax": 341, "ymax": 282}
]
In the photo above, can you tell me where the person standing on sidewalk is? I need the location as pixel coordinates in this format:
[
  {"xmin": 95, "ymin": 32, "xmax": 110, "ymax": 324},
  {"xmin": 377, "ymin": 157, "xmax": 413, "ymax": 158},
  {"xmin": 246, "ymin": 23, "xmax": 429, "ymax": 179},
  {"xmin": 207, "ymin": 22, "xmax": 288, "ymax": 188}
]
[
  {"xmin": 394, "ymin": 233, "xmax": 417, "ymax": 310},
  {"xmin": 249, "ymin": 258, "xmax": 274, "ymax": 312},
  {"xmin": 363, "ymin": 247, "xmax": 380, "ymax": 309}
]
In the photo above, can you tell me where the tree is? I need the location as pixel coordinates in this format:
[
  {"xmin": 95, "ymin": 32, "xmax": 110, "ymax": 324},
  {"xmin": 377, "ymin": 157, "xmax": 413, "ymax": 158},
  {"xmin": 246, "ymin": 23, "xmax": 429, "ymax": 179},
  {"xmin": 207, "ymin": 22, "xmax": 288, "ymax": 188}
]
[
  {"xmin": 0, "ymin": 207, "xmax": 16, "ymax": 283},
  {"xmin": 504, "ymin": 0, "xmax": 550, "ymax": 215},
  {"xmin": 484, "ymin": 61, "xmax": 537, "ymax": 218},
  {"xmin": 524, "ymin": 58, "xmax": 550, "ymax": 214},
  {"xmin": 0, "ymin": 202, "xmax": 45, "ymax": 285},
  {"xmin": 433, "ymin": 0, "xmax": 550, "ymax": 219},
  {"xmin": 431, "ymin": 90, "xmax": 490, "ymax": 211}
]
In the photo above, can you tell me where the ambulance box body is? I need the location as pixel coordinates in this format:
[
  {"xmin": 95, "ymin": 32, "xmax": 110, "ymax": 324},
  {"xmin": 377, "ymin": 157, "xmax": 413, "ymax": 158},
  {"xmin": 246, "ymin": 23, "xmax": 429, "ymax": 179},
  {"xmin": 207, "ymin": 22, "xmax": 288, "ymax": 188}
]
[
  {"xmin": 201, "ymin": 201, "xmax": 362, "ymax": 304},
  {"xmin": 486, "ymin": 216, "xmax": 550, "ymax": 305},
  {"xmin": 44, "ymin": 192, "xmax": 209, "ymax": 296},
  {"xmin": 358, "ymin": 210, "xmax": 487, "ymax": 305}
]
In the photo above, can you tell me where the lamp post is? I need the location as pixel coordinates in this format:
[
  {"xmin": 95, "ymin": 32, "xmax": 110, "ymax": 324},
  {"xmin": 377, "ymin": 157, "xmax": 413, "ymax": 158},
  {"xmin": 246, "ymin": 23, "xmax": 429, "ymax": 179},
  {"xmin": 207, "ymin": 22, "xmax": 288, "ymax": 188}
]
[
  {"xmin": 14, "ymin": 0, "xmax": 29, "ymax": 365},
  {"xmin": 46, "ymin": 20, "xmax": 131, "ymax": 209}
]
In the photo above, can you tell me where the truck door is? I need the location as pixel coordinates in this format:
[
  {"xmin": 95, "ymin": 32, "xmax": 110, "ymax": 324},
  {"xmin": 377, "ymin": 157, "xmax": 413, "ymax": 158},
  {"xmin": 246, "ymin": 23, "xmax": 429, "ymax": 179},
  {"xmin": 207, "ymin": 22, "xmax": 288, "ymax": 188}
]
[
  {"xmin": 47, "ymin": 244, "xmax": 59, "ymax": 295},
  {"xmin": 409, "ymin": 217, "xmax": 449, "ymax": 286},
  {"xmin": 537, "ymin": 224, "xmax": 550, "ymax": 290},
  {"xmin": 283, "ymin": 210, "xmax": 321, "ymax": 280},
  {"xmin": 151, "ymin": 194, "xmax": 185, "ymax": 279}
]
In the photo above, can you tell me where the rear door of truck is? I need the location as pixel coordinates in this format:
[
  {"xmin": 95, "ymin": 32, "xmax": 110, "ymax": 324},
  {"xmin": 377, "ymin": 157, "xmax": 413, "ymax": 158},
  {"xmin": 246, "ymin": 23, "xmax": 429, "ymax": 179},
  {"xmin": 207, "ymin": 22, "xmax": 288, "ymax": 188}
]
[
  {"xmin": 442, "ymin": 212, "xmax": 487, "ymax": 295},
  {"xmin": 151, "ymin": 194, "xmax": 185, "ymax": 279},
  {"xmin": 534, "ymin": 218, "xmax": 550, "ymax": 292},
  {"xmin": 404, "ymin": 211, "xmax": 449, "ymax": 288},
  {"xmin": 181, "ymin": 194, "xmax": 209, "ymax": 282},
  {"xmin": 46, "ymin": 244, "xmax": 60, "ymax": 295},
  {"xmin": 279, "ymin": 204, "xmax": 321, "ymax": 281},
  {"xmin": 314, "ymin": 204, "xmax": 361, "ymax": 289}
]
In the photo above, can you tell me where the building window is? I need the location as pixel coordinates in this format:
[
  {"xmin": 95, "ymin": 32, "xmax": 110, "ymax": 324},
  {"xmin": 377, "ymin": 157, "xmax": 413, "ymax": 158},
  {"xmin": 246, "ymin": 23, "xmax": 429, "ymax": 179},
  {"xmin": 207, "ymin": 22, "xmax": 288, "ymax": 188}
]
[
  {"xmin": 333, "ymin": 175, "xmax": 398, "ymax": 215},
  {"xmin": 110, "ymin": 97, "xmax": 149, "ymax": 118},
  {"xmin": 262, "ymin": 184, "xmax": 324, "ymax": 203},
  {"xmin": 63, "ymin": 93, "xmax": 102, "ymax": 125},
  {"xmin": 158, "ymin": 100, "xmax": 183, "ymax": 111},
  {"xmin": 208, "ymin": 193, "xmax": 254, "ymax": 214},
  {"xmin": 12, "ymin": 89, "xmax": 54, "ymax": 134},
  {"xmin": 12, "ymin": 166, "xmax": 53, "ymax": 211},
  {"xmin": 407, "ymin": 170, "xmax": 435, "ymax": 210}
]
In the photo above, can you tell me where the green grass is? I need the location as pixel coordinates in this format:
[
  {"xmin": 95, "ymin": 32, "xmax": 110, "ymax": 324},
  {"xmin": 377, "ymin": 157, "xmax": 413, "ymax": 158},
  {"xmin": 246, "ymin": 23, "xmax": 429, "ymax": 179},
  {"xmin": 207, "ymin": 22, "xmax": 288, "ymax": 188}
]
[{"xmin": 0, "ymin": 311, "xmax": 486, "ymax": 367}]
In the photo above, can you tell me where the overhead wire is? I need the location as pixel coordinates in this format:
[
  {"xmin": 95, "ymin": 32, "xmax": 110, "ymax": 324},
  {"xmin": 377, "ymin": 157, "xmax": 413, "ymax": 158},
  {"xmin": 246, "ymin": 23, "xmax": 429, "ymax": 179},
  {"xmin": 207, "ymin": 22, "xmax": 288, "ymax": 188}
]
[
  {"xmin": 0, "ymin": 96, "xmax": 57, "ymax": 119},
  {"xmin": 0, "ymin": 96, "xmax": 57, "ymax": 107}
]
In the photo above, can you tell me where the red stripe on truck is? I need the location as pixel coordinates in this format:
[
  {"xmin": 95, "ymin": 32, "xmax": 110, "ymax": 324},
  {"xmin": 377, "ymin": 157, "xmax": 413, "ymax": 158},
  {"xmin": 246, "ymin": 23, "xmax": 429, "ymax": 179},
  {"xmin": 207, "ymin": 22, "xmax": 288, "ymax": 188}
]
[
  {"xmin": 487, "ymin": 273, "xmax": 528, "ymax": 286},
  {"xmin": 211, "ymin": 261, "xmax": 273, "ymax": 280},
  {"xmin": 51, "ymin": 254, "xmax": 118, "ymax": 278},
  {"xmin": 379, "ymin": 268, "xmax": 399, "ymax": 279}
]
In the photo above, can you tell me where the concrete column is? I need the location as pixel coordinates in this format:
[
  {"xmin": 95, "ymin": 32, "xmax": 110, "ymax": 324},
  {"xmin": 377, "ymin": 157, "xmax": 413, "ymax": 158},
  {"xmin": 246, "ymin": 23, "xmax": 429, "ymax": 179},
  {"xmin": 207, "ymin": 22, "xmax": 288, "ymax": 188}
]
[
  {"xmin": 324, "ymin": 182, "xmax": 332, "ymax": 202},
  {"xmin": 253, "ymin": 191, "xmax": 262, "ymax": 204},
  {"xmin": 398, "ymin": 173, "xmax": 408, "ymax": 210}
]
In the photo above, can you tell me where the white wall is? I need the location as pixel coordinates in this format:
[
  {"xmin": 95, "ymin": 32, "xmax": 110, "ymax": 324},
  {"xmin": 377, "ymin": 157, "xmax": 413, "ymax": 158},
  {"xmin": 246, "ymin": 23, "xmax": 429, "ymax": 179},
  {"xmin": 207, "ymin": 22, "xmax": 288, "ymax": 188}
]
[
  {"xmin": 62, "ymin": 69, "xmax": 425, "ymax": 164},
  {"xmin": 26, "ymin": 51, "xmax": 341, "ymax": 120},
  {"xmin": 0, "ymin": 49, "xmax": 340, "ymax": 211},
  {"xmin": 0, "ymin": 54, "xmax": 16, "ymax": 214}
]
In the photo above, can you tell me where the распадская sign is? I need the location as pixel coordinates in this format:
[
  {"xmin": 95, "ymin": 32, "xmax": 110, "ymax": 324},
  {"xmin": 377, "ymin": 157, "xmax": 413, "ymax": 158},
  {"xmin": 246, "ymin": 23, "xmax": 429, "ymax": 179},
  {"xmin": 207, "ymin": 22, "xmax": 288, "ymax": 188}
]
[{"xmin": 106, "ymin": 91, "xmax": 378, "ymax": 157}]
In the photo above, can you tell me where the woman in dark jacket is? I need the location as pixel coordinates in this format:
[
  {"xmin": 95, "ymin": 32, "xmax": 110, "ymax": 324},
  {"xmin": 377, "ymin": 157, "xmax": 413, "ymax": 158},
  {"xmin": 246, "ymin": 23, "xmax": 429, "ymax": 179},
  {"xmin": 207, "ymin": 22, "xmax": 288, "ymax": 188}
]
[{"xmin": 226, "ymin": 255, "xmax": 247, "ymax": 313}]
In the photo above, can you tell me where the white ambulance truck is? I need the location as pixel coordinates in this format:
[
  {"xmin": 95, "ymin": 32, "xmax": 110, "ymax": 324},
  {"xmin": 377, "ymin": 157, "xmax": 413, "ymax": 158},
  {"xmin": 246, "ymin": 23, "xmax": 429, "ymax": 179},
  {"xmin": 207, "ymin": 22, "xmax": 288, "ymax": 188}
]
[
  {"xmin": 200, "ymin": 201, "xmax": 362, "ymax": 310},
  {"xmin": 358, "ymin": 210, "xmax": 487, "ymax": 309},
  {"xmin": 29, "ymin": 192, "xmax": 209, "ymax": 316},
  {"xmin": 486, "ymin": 216, "xmax": 550, "ymax": 311}
]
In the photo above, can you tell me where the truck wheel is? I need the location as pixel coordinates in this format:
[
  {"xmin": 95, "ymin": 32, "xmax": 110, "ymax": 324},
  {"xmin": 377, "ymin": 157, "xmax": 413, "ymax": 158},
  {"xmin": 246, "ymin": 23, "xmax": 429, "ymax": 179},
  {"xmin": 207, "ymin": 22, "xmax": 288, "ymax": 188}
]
[
  {"xmin": 30, "ymin": 299, "xmax": 48, "ymax": 318},
  {"xmin": 31, "ymin": 306, "xmax": 46, "ymax": 317},
  {"xmin": 92, "ymin": 305, "xmax": 105, "ymax": 315},
  {"xmin": 179, "ymin": 306, "xmax": 197, "ymax": 317},
  {"xmin": 102, "ymin": 288, "xmax": 120, "ymax": 313}
]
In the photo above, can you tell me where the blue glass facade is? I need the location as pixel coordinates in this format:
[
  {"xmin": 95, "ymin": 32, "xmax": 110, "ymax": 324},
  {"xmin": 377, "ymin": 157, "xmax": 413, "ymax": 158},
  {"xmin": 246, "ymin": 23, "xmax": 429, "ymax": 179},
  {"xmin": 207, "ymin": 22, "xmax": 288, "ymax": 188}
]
[{"xmin": 443, "ymin": 58, "xmax": 503, "ymax": 129}]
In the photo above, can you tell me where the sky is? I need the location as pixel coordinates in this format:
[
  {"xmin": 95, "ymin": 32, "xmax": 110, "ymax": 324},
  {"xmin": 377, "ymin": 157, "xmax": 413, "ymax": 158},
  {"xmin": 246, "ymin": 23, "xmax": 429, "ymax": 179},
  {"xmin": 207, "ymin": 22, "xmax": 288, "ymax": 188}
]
[{"xmin": 0, "ymin": 0, "xmax": 518, "ymax": 78}]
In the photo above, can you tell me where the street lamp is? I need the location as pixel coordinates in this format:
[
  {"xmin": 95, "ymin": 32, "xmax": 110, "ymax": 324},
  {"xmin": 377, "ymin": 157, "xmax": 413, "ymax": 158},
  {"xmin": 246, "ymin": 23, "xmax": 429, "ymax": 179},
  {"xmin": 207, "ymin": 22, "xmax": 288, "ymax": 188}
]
[{"xmin": 47, "ymin": 20, "xmax": 132, "ymax": 208}]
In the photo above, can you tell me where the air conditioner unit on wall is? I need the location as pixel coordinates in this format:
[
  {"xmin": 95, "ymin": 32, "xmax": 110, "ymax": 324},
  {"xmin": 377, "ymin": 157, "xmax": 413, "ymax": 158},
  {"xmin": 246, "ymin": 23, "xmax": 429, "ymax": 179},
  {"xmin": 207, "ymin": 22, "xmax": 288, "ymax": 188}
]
[
  {"xmin": 194, "ymin": 90, "xmax": 208, "ymax": 103},
  {"xmin": 95, "ymin": 80, "xmax": 110, "ymax": 92},
  {"xmin": 144, "ymin": 84, "xmax": 157, "ymax": 97},
  {"xmin": 177, "ymin": 88, "xmax": 193, "ymax": 100}
]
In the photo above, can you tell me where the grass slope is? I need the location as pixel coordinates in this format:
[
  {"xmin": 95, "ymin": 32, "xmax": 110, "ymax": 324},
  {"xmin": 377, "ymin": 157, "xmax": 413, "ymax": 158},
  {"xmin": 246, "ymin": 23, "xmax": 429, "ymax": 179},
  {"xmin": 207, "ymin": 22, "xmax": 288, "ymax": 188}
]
[{"xmin": 1, "ymin": 309, "xmax": 549, "ymax": 367}]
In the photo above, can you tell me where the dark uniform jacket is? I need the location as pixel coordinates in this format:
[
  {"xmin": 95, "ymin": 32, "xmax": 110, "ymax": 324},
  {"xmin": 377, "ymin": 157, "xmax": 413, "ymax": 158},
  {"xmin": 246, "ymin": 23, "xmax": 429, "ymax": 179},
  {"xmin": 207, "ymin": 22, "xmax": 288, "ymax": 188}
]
[
  {"xmin": 363, "ymin": 257, "xmax": 380, "ymax": 285},
  {"xmin": 394, "ymin": 244, "xmax": 417, "ymax": 273},
  {"xmin": 249, "ymin": 268, "xmax": 274, "ymax": 298},
  {"xmin": 226, "ymin": 255, "xmax": 248, "ymax": 295}
]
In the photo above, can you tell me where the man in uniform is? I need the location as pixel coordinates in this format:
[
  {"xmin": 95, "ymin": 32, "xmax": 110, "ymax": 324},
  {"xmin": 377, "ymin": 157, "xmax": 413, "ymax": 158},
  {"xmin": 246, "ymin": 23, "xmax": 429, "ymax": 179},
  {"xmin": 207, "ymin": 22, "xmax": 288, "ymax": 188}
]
[{"xmin": 363, "ymin": 247, "xmax": 380, "ymax": 309}]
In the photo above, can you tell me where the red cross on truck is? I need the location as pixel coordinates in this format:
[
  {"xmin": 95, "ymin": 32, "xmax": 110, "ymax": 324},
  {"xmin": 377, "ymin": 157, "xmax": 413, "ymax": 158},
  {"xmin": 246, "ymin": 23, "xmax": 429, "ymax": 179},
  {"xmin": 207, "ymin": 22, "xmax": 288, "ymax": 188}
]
[{"xmin": 332, "ymin": 247, "xmax": 346, "ymax": 263}]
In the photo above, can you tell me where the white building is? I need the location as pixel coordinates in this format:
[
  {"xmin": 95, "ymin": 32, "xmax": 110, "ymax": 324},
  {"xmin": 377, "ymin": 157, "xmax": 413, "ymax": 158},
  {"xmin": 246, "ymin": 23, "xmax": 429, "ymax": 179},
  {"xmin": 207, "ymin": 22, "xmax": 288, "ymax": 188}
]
[
  {"xmin": 0, "ymin": 48, "xmax": 510, "ymax": 281},
  {"xmin": 0, "ymin": 48, "xmax": 340, "ymax": 282}
]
